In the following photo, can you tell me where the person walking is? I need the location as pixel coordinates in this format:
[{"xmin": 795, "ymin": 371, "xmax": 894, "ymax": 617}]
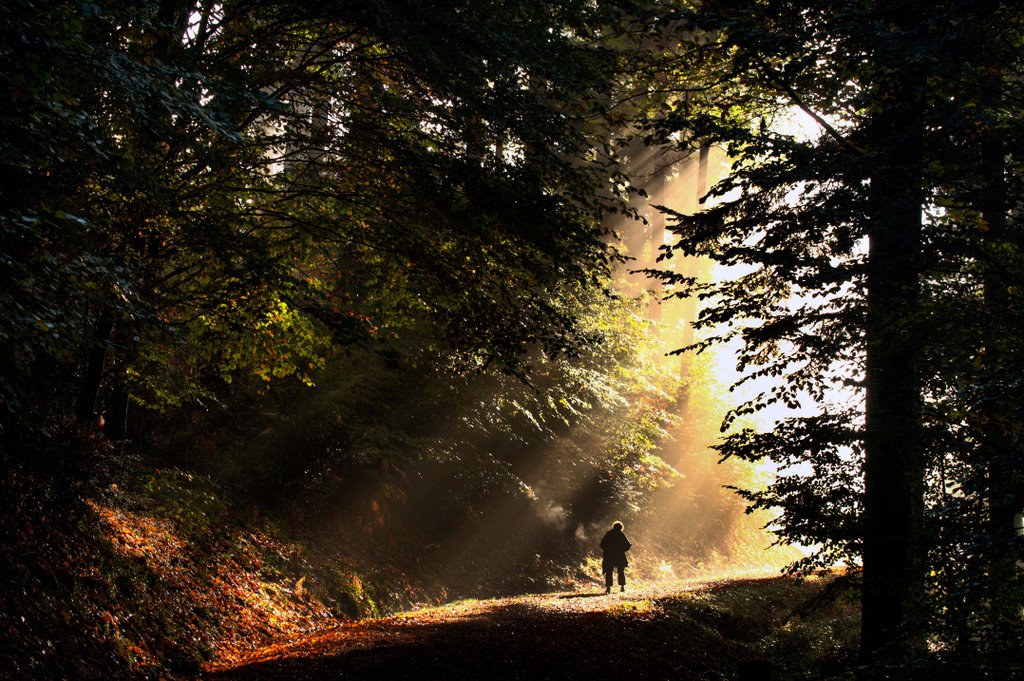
[{"xmin": 600, "ymin": 521, "xmax": 631, "ymax": 594}]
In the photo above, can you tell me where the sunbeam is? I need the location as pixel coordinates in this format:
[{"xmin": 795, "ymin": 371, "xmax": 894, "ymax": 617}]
[{"xmin": 602, "ymin": 141, "xmax": 805, "ymax": 583}]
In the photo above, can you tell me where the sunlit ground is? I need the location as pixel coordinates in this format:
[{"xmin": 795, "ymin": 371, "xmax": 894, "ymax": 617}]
[{"xmin": 207, "ymin": 568, "xmax": 857, "ymax": 681}]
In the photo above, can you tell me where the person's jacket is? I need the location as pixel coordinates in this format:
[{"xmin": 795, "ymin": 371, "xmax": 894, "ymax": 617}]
[{"xmin": 600, "ymin": 528, "xmax": 631, "ymax": 569}]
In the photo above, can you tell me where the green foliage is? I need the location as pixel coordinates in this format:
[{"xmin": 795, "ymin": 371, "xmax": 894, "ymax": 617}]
[
  {"xmin": 153, "ymin": 271, "xmax": 682, "ymax": 585},
  {"xmin": 1, "ymin": 0, "xmax": 638, "ymax": 443},
  {"xmin": 720, "ymin": 413, "xmax": 864, "ymax": 574},
  {"xmin": 140, "ymin": 467, "xmax": 228, "ymax": 535}
]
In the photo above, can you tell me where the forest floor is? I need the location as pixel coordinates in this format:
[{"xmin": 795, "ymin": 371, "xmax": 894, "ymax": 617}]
[{"xmin": 203, "ymin": 574, "xmax": 861, "ymax": 681}]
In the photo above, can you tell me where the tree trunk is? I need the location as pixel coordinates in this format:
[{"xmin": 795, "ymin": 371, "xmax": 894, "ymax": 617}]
[
  {"xmin": 976, "ymin": 63, "xmax": 1021, "ymax": 647},
  {"xmin": 859, "ymin": 77, "xmax": 926, "ymax": 659},
  {"xmin": 75, "ymin": 309, "xmax": 114, "ymax": 425},
  {"xmin": 105, "ymin": 386, "xmax": 131, "ymax": 441}
]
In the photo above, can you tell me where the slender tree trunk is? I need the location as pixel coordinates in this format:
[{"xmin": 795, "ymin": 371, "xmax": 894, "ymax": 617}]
[
  {"xmin": 105, "ymin": 384, "xmax": 131, "ymax": 441},
  {"xmin": 76, "ymin": 309, "xmax": 114, "ymax": 425},
  {"xmin": 859, "ymin": 79, "xmax": 926, "ymax": 658}
]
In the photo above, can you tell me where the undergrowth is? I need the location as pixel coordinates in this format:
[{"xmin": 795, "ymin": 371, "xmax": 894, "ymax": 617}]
[
  {"xmin": 0, "ymin": 442, "xmax": 434, "ymax": 680},
  {"xmin": 657, "ymin": 575, "xmax": 861, "ymax": 680}
]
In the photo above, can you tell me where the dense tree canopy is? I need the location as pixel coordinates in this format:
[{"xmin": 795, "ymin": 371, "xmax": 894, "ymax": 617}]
[{"xmin": 0, "ymin": 0, "xmax": 644, "ymax": 442}]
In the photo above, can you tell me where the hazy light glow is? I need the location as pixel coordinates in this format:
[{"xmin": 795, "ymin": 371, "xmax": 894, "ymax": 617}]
[
  {"xmin": 771, "ymin": 106, "xmax": 825, "ymax": 143},
  {"xmin": 622, "ymin": 109, "xmax": 863, "ymax": 572}
]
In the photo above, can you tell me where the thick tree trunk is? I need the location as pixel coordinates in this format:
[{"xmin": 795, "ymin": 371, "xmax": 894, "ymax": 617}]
[
  {"xmin": 976, "ymin": 65, "xmax": 1021, "ymax": 646},
  {"xmin": 859, "ymin": 86, "xmax": 926, "ymax": 658}
]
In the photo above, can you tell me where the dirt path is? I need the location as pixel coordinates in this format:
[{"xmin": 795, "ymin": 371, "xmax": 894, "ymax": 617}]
[{"xmin": 203, "ymin": 579, "xmax": 766, "ymax": 681}]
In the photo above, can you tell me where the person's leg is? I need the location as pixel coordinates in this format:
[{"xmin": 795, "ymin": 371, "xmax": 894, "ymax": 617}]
[
  {"xmin": 604, "ymin": 569, "xmax": 612, "ymax": 593},
  {"xmin": 618, "ymin": 566, "xmax": 625, "ymax": 591}
]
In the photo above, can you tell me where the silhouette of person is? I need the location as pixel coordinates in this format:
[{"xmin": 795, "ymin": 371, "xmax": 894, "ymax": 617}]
[{"xmin": 600, "ymin": 521, "xmax": 631, "ymax": 593}]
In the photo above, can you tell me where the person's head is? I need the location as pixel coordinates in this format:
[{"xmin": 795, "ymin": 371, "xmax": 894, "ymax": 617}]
[{"xmin": 612, "ymin": 521, "xmax": 623, "ymax": 532}]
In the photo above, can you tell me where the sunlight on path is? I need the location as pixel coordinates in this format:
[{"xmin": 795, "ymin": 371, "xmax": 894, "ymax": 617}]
[
  {"xmin": 200, "ymin": 571, "xmax": 854, "ymax": 681},
  {"xmin": 206, "ymin": 572, "xmax": 781, "ymax": 677}
]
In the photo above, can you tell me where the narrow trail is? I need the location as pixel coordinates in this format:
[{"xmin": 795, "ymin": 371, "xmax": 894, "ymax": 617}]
[{"xmin": 203, "ymin": 577, "xmax": 778, "ymax": 681}]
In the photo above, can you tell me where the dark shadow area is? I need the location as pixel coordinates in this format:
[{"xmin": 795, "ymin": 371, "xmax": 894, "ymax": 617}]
[{"xmin": 557, "ymin": 592, "xmax": 607, "ymax": 600}]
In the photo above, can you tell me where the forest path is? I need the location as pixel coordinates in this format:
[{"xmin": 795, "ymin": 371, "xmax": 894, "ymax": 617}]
[{"xmin": 203, "ymin": 576, "xmax": 783, "ymax": 681}]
